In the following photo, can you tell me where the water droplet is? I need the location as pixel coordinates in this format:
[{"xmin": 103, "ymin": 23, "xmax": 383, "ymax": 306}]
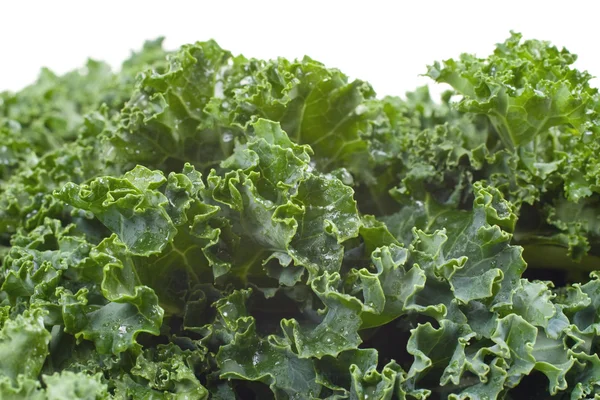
[
  {"xmin": 371, "ymin": 150, "xmax": 388, "ymax": 160},
  {"xmin": 25, "ymin": 209, "xmax": 39, "ymax": 220},
  {"xmin": 214, "ymin": 81, "xmax": 225, "ymax": 99},
  {"xmin": 222, "ymin": 132, "xmax": 234, "ymax": 143},
  {"xmin": 338, "ymin": 169, "xmax": 353, "ymax": 186},
  {"xmin": 239, "ymin": 76, "xmax": 253, "ymax": 86},
  {"xmin": 355, "ymin": 104, "xmax": 368, "ymax": 115}
]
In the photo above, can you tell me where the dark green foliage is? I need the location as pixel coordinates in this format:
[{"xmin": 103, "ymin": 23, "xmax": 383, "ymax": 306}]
[{"xmin": 0, "ymin": 33, "xmax": 599, "ymax": 399}]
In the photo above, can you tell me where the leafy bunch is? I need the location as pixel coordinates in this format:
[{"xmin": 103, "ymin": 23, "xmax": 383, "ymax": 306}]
[{"xmin": 0, "ymin": 33, "xmax": 599, "ymax": 399}]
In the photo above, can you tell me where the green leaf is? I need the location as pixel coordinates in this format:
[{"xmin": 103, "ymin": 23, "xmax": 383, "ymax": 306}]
[
  {"xmin": 314, "ymin": 348, "xmax": 378, "ymax": 396},
  {"xmin": 58, "ymin": 244, "xmax": 164, "ymax": 358},
  {"xmin": 127, "ymin": 343, "xmax": 208, "ymax": 399},
  {"xmin": 406, "ymin": 320, "xmax": 475, "ymax": 387},
  {"xmin": 56, "ymin": 166, "xmax": 177, "ymax": 255},
  {"xmin": 0, "ymin": 310, "xmax": 50, "ymax": 382},
  {"xmin": 531, "ymin": 332, "xmax": 575, "ymax": 395},
  {"xmin": 448, "ymin": 358, "xmax": 508, "ymax": 400},
  {"xmin": 106, "ymin": 40, "xmax": 233, "ymax": 172},
  {"xmin": 289, "ymin": 174, "xmax": 361, "ymax": 276},
  {"xmin": 490, "ymin": 314, "xmax": 537, "ymax": 387},
  {"xmin": 3, "ymin": 32, "xmax": 600, "ymax": 400},
  {"xmin": 43, "ymin": 371, "xmax": 109, "ymax": 400},
  {"xmin": 217, "ymin": 317, "xmax": 321, "ymax": 399},
  {"xmin": 427, "ymin": 32, "xmax": 594, "ymax": 150},
  {"xmin": 281, "ymin": 272, "xmax": 363, "ymax": 359},
  {"xmin": 0, "ymin": 375, "xmax": 44, "ymax": 400},
  {"xmin": 508, "ymin": 280, "xmax": 555, "ymax": 328}
]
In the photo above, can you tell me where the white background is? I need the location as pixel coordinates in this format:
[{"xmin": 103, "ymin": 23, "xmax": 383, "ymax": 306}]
[{"xmin": 1, "ymin": 0, "xmax": 598, "ymax": 98}]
